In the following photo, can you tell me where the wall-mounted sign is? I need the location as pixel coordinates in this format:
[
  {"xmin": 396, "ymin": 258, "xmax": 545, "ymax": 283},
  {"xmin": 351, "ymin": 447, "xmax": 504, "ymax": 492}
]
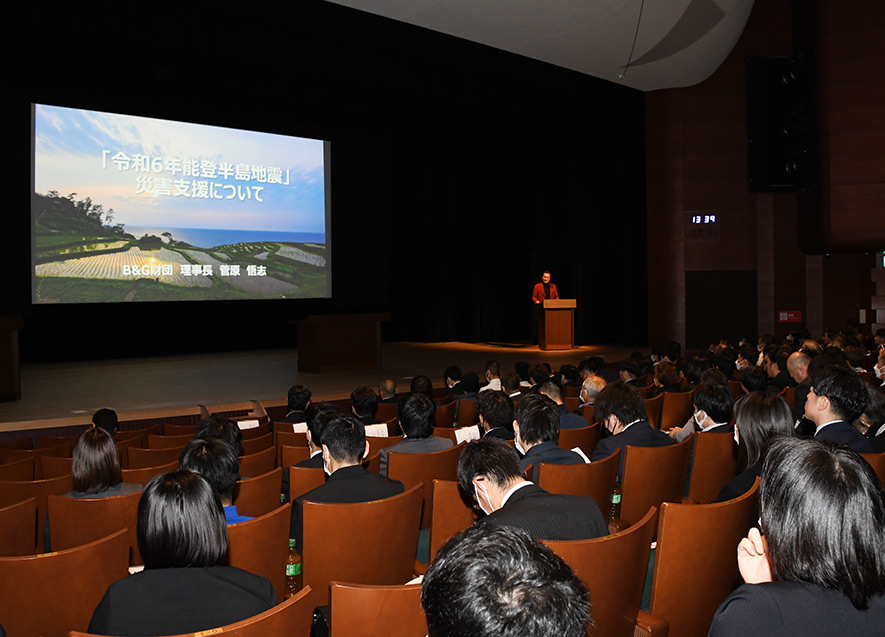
[{"xmin": 778, "ymin": 310, "xmax": 802, "ymax": 323}]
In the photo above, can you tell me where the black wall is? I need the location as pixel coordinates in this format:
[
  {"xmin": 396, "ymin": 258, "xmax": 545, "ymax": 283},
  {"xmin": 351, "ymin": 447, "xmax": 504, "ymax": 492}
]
[{"xmin": 6, "ymin": 1, "xmax": 647, "ymax": 362}]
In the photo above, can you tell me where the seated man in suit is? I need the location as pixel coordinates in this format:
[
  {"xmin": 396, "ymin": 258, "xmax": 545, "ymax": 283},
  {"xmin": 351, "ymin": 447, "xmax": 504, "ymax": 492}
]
[
  {"xmin": 350, "ymin": 386, "xmax": 380, "ymax": 426},
  {"xmin": 805, "ymin": 364, "xmax": 872, "ymax": 453},
  {"xmin": 378, "ymin": 379, "xmax": 398, "ymax": 404},
  {"xmin": 281, "ymin": 402, "xmax": 342, "ymax": 503},
  {"xmin": 501, "ymin": 372, "xmax": 523, "ymax": 403},
  {"xmin": 515, "ymin": 394, "xmax": 584, "ymax": 472},
  {"xmin": 443, "ymin": 365, "xmax": 464, "ymax": 397},
  {"xmin": 477, "ymin": 390, "xmax": 515, "ymax": 440},
  {"xmin": 668, "ymin": 381, "xmax": 734, "ymax": 442},
  {"xmin": 282, "ymin": 384, "xmax": 311, "ymax": 423},
  {"xmin": 458, "ymin": 438, "xmax": 607, "ymax": 540},
  {"xmin": 577, "ymin": 374, "xmax": 606, "ymax": 416},
  {"xmin": 422, "ymin": 524, "xmax": 591, "ymax": 637},
  {"xmin": 289, "ymin": 415, "xmax": 404, "ymax": 550},
  {"xmin": 764, "ymin": 347, "xmax": 797, "ymax": 393},
  {"xmin": 380, "ymin": 393, "xmax": 454, "ymax": 476},
  {"xmin": 479, "ymin": 360, "xmax": 502, "ymax": 393},
  {"xmin": 591, "ymin": 382, "xmax": 673, "ymax": 480},
  {"xmin": 538, "ymin": 381, "xmax": 586, "ymax": 430},
  {"xmin": 179, "ymin": 437, "xmax": 251, "ymax": 525}
]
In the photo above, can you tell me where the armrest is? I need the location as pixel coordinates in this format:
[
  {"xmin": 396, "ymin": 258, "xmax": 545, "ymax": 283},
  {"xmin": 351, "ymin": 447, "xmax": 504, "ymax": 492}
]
[
  {"xmin": 634, "ymin": 610, "xmax": 668, "ymax": 637},
  {"xmin": 413, "ymin": 560, "xmax": 428, "ymax": 576}
]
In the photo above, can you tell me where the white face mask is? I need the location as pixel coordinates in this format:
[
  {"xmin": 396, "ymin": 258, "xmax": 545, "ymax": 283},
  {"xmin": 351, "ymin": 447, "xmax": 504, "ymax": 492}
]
[
  {"xmin": 734, "ymin": 427, "xmax": 740, "ymax": 445},
  {"xmin": 693, "ymin": 411, "xmax": 706, "ymax": 428},
  {"xmin": 322, "ymin": 450, "xmax": 332, "ymax": 476},
  {"xmin": 514, "ymin": 437, "xmax": 526, "ymax": 455},
  {"xmin": 474, "ymin": 482, "xmax": 492, "ymax": 515}
]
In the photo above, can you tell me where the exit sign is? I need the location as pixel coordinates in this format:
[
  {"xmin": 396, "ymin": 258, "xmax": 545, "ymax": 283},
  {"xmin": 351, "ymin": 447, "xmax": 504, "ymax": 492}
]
[{"xmin": 778, "ymin": 310, "xmax": 802, "ymax": 323}]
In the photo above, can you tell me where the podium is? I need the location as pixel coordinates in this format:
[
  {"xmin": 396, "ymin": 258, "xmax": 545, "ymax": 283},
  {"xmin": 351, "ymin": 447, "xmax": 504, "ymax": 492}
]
[{"xmin": 539, "ymin": 300, "xmax": 576, "ymax": 351}]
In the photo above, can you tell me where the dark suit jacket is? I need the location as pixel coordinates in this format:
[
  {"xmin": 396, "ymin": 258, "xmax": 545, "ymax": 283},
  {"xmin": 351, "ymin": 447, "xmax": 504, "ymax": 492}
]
[
  {"xmin": 379, "ymin": 436, "xmax": 454, "ymax": 476},
  {"xmin": 88, "ymin": 567, "xmax": 276, "ymax": 636},
  {"xmin": 766, "ymin": 371, "xmax": 796, "ymax": 393},
  {"xmin": 558, "ymin": 404, "xmax": 588, "ymax": 430},
  {"xmin": 483, "ymin": 426, "xmax": 514, "ymax": 441},
  {"xmin": 715, "ymin": 463, "xmax": 762, "ymax": 503},
  {"xmin": 590, "ymin": 421, "xmax": 673, "ymax": 480},
  {"xmin": 478, "ymin": 483, "xmax": 608, "ymax": 540},
  {"xmin": 281, "ymin": 410, "xmax": 307, "ymax": 424},
  {"xmin": 519, "ymin": 441, "xmax": 583, "ymax": 473},
  {"xmin": 815, "ymin": 420, "xmax": 873, "ymax": 453},
  {"xmin": 792, "ymin": 380, "xmax": 811, "ymax": 423},
  {"xmin": 709, "ymin": 581, "xmax": 885, "ymax": 637},
  {"xmin": 290, "ymin": 465, "xmax": 404, "ymax": 549}
]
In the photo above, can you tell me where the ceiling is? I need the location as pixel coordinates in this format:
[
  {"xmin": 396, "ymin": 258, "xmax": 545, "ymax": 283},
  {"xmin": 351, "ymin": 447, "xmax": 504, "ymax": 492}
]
[{"xmin": 325, "ymin": 0, "xmax": 756, "ymax": 92}]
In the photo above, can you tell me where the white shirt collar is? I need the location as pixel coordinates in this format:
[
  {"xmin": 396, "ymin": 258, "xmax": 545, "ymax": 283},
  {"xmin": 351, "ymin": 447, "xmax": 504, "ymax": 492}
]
[
  {"xmin": 500, "ymin": 480, "xmax": 533, "ymax": 507},
  {"xmin": 815, "ymin": 419, "xmax": 842, "ymax": 435}
]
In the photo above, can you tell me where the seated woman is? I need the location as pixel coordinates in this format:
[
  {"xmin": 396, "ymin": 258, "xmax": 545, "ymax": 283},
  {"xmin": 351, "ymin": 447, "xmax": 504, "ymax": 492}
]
[
  {"xmin": 44, "ymin": 427, "xmax": 141, "ymax": 551},
  {"xmin": 88, "ymin": 470, "xmax": 276, "ymax": 636},
  {"xmin": 714, "ymin": 391, "xmax": 793, "ymax": 502},
  {"xmin": 709, "ymin": 438, "xmax": 885, "ymax": 636}
]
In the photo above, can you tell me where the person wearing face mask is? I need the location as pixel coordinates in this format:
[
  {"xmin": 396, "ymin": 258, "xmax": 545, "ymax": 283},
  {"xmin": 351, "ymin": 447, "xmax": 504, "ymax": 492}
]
[
  {"xmin": 288, "ymin": 415, "xmax": 404, "ymax": 552},
  {"xmin": 513, "ymin": 394, "xmax": 584, "ymax": 474},
  {"xmin": 668, "ymin": 382, "xmax": 734, "ymax": 443},
  {"xmin": 479, "ymin": 360, "xmax": 502, "ymax": 393},
  {"xmin": 590, "ymin": 382, "xmax": 673, "ymax": 481},
  {"xmin": 458, "ymin": 437, "xmax": 608, "ymax": 541}
]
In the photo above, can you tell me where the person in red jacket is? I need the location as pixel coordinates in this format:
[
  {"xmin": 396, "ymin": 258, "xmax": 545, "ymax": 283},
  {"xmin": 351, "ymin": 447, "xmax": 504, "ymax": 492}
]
[{"xmin": 532, "ymin": 270, "xmax": 559, "ymax": 305}]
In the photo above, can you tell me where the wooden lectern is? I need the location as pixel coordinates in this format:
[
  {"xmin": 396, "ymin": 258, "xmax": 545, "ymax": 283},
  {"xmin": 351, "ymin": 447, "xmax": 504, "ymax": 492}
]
[{"xmin": 539, "ymin": 300, "xmax": 576, "ymax": 350}]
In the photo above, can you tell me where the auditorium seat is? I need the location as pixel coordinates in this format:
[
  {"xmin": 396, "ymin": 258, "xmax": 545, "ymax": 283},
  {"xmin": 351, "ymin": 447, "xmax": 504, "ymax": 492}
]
[
  {"xmin": 564, "ymin": 384, "xmax": 581, "ymax": 398},
  {"xmin": 276, "ymin": 430, "xmax": 308, "ymax": 466},
  {"xmin": 0, "ymin": 529, "xmax": 129, "ymax": 637},
  {"xmin": 280, "ymin": 444, "xmax": 311, "ymax": 468},
  {"xmin": 536, "ymin": 447, "xmax": 620, "ymax": 517},
  {"xmin": 557, "ymin": 423, "xmax": 601, "ymax": 457},
  {"xmin": 0, "ymin": 437, "xmax": 33, "ymax": 450},
  {"xmin": 543, "ymin": 506, "xmax": 659, "ymax": 637},
  {"xmin": 147, "ymin": 433, "xmax": 193, "ymax": 450},
  {"xmin": 455, "ymin": 399, "xmax": 478, "ymax": 427},
  {"xmin": 37, "ymin": 434, "xmax": 77, "ymax": 454},
  {"xmin": 288, "ymin": 465, "xmax": 326, "ymax": 502},
  {"xmin": 367, "ymin": 435, "xmax": 403, "ymax": 458},
  {"xmin": 234, "ymin": 467, "xmax": 283, "ymax": 518},
  {"xmin": 685, "ymin": 432, "xmax": 738, "ymax": 504},
  {"xmin": 387, "ymin": 443, "xmax": 464, "ymax": 528},
  {"xmin": 128, "ymin": 446, "xmax": 182, "ymax": 470},
  {"xmin": 644, "ymin": 393, "xmax": 663, "ymax": 429},
  {"xmin": 330, "ymin": 581, "xmax": 426, "ymax": 637},
  {"xmin": 240, "ymin": 421, "xmax": 273, "ymax": 440},
  {"xmin": 69, "ymin": 584, "xmax": 315, "ymax": 637},
  {"xmin": 41, "ymin": 454, "xmax": 73, "ymax": 479},
  {"xmin": 0, "ymin": 456, "xmax": 35, "ymax": 481},
  {"xmin": 0, "ymin": 474, "xmax": 73, "ymax": 552},
  {"xmin": 0, "ymin": 443, "xmax": 71, "ymax": 480},
  {"xmin": 646, "ymin": 482, "xmax": 759, "ymax": 637},
  {"xmin": 727, "ymin": 379, "xmax": 743, "ymax": 401},
  {"xmin": 385, "ymin": 416, "xmax": 402, "ymax": 436},
  {"xmin": 428, "ymin": 479, "xmax": 477, "ymax": 561},
  {"xmin": 115, "ymin": 436, "xmax": 144, "ymax": 469},
  {"xmin": 433, "ymin": 401, "xmax": 456, "ymax": 428},
  {"xmin": 431, "ymin": 426, "xmax": 459, "ymax": 444},
  {"xmin": 364, "ymin": 452, "xmax": 381, "ymax": 475},
  {"xmin": 580, "ymin": 403, "xmax": 596, "ymax": 425},
  {"xmin": 228, "ymin": 503, "xmax": 291, "ymax": 600},
  {"xmin": 659, "ymin": 390, "xmax": 695, "ymax": 432},
  {"xmin": 0, "ymin": 497, "xmax": 36, "ymax": 556},
  {"xmin": 241, "ymin": 432, "xmax": 274, "ymax": 455},
  {"xmin": 121, "ymin": 461, "xmax": 178, "ymax": 486},
  {"xmin": 563, "ymin": 396, "xmax": 580, "ymax": 412},
  {"xmin": 302, "ymin": 483, "xmax": 423, "ymax": 607},
  {"xmin": 621, "ymin": 436, "xmax": 692, "ymax": 530},
  {"xmin": 239, "ymin": 446, "xmax": 276, "ymax": 477},
  {"xmin": 860, "ymin": 452, "xmax": 885, "ymax": 488},
  {"xmin": 48, "ymin": 490, "xmax": 142, "ymax": 564},
  {"xmin": 116, "ymin": 424, "xmax": 160, "ymax": 446},
  {"xmin": 162, "ymin": 423, "xmax": 197, "ymax": 436},
  {"xmin": 375, "ymin": 402, "xmax": 398, "ymax": 423}
]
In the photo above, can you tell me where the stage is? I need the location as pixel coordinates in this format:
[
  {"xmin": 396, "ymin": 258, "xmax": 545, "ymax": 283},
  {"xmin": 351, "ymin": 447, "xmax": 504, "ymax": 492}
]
[{"xmin": 0, "ymin": 341, "xmax": 635, "ymax": 434}]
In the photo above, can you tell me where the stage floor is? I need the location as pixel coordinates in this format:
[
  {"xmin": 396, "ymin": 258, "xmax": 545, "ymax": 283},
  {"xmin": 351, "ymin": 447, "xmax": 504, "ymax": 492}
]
[{"xmin": 0, "ymin": 341, "xmax": 636, "ymax": 432}]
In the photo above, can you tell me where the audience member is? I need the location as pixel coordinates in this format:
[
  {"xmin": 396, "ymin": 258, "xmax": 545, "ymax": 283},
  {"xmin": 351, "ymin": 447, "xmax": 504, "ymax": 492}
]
[
  {"xmin": 858, "ymin": 385, "xmax": 885, "ymax": 453},
  {"xmin": 764, "ymin": 348, "xmax": 797, "ymax": 393},
  {"xmin": 480, "ymin": 360, "xmax": 502, "ymax": 393},
  {"xmin": 179, "ymin": 437, "xmax": 248, "ymax": 525},
  {"xmin": 92, "ymin": 408, "xmax": 119, "ymax": 438},
  {"xmin": 501, "ymin": 372, "xmax": 523, "ymax": 402},
  {"xmin": 787, "ymin": 351, "xmax": 812, "ymax": 423},
  {"xmin": 805, "ymin": 365, "xmax": 873, "ymax": 452},
  {"xmin": 410, "ymin": 375, "xmax": 435, "ymax": 401},
  {"xmin": 538, "ymin": 381, "xmax": 586, "ymax": 430},
  {"xmin": 350, "ymin": 386, "xmax": 380, "ymax": 425},
  {"xmin": 283, "ymin": 384, "xmax": 311, "ymax": 423},
  {"xmin": 422, "ymin": 524, "xmax": 591, "ymax": 637},
  {"xmin": 514, "ymin": 394, "xmax": 583, "ymax": 472},
  {"xmin": 194, "ymin": 415, "xmax": 244, "ymax": 456},
  {"xmin": 652, "ymin": 361, "xmax": 682, "ymax": 394},
  {"xmin": 476, "ymin": 390, "xmax": 515, "ymax": 440},
  {"xmin": 577, "ymin": 374, "xmax": 606, "ymax": 415},
  {"xmin": 380, "ymin": 393, "xmax": 453, "ymax": 476},
  {"xmin": 443, "ymin": 366, "xmax": 464, "ymax": 397},
  {"xmin": 88, "ymin": 470, "xmax": 276, "ymax": 636},
  {"xmin": 739, "ymin": 366, "xmax": 768, "ymax": 394},
  {"xmin": 668, "ymin": 382, "xmax": 734, "ymax": 442},
  {"xmin": 378, "ymin": 379, "xmax": 398, "ymax": 404}
]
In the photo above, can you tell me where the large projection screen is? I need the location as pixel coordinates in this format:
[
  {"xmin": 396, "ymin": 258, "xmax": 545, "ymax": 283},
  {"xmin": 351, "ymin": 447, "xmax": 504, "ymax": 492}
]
[{"xmin": 31, "ymin": 104, "xmax": 331, "ymax": 304}]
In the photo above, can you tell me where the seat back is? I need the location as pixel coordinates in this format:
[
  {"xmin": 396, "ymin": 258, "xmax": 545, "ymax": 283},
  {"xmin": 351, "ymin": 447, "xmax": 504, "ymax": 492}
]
[
  {"xmin": 289, "ymin": 466, "xmax": 326, "ymax": 502},
  {"xmin": 239, "ymin": 446, "xmax": 276, "ymax": 477},
  {"xmin": 147, "ymin": 433, "xmax": 193, "ymax": 450},
  {"xmin": 121, "ymin": 461, "xmax": 178, "ymax": 486},
  {"xmin": 621, "ymin": 436, "xmax": 692, "ymax": 528},
  {"xmin": 563, "ymin": 396, "xmax": 580, "ymax": 412},
  {"xmin": 780, "ymin": 385, "xmax": 797, "ymax": 410},
  {"xmin": 726, "ymin": 379, "xmax": 743, "ymax": 400},
  {"xmin": 48, "ymin": 490, "xmax": 142, "ymax": 564},
  {"xmin": 0, "ymin": 456, "xmax": 35, "ymax": 481},
  {"xmin": 0, "ymin": 497, "xmax": 37, "ymax": 556},
  {"xmin": 162, "ymin": 423, "xmax": 198, "ymax": 436},
  {"xmin": 0, "ymin": 529, "xmax": 129, "ymax": 637},
  {"xmin": 128, "ymin": 446, "xmax": 183, "ymax": 469},
  {"xmin": 428, "ymin": 479, "xmax": 478, "ymax": 561},
  {"xmin": 364, "ymin": 453, "xmax": 381, "ymax": 475},
  {"xmin": 0, "ymin": 443, "xmax": 70, "ymax": 480},
  {"xmin": 860, "ymin": 452, "xmax": 885, "ymax": 488},
  {"xmin": 455, "ymin": 399, "xmax": 478, "ymax": 427},
  {"xmin": 536, "ymin": 448, "xmax": 620, "ymax": 514},
  {"xmin": 543, "ymin": 506, "xmax": 658, "ymax": 637},
  {"xmin": 302, "ymin": 483, "xmax": 423, "ymax": 607},
  {"xmin": 0, "ymin": 474, "xmax": 73, "ymax": 552},
  {"xmin": 686, "ymin": 432, "xmax": 738, "ymax": 503},
  {"xmin": 431, "ymin": 426, "xmax": 459, "ymax": 444},
  {"xmin": 240, "ymin": 422, "xmax": 273, "ymax": 440},
  {"xmin": 69, "ymin": 584, "xmax": 315, "ymax": 637},
  {"xmin": 643, "ymin": 393, "xmax": 663, "ymax": 429},
  {"xmin": 242, "ymin": 432, "xmax": 274, "ymax": 455},
  {"xmin": 114, "ymin": 437, "xmax": 144, "ymax": 469},
  {"xmin": 659, "ymin": 390, "xmax": 695, "ymax": 431},
  {"xmin": 281, "ymin": 444, "xmax": 311, "ymax": 468},
  {"xmin": 649, "ymin": 482, "xmax": 759, "ymax": 637},
  {"xmin": 228, "ymin": 503, "xmax": 292, "ymax": 601},
  {"xmin": 433, "ymin": 401, "xmax": 456, "ymax": 428},
  {"xmin": 234, "ymin": 467, "xmax": 284, "ymax": 518},
  {"xmin": 367, "ymin": 435, "xmax": 403, "ymax": 458},
  {"xmin": 116, "ymin": 424, "xmax": 160, "ymax": 446},
  {"xmin": 41, "ymin": 454, "xmax": 73, "ymax": 479},
  {"xmin": 37, "ymin": 434, "xmax": 77, "ymax": 453},
  {"xmin": 387, "ymin": 443, "xmax": 463, "ymax": 527},
  {"xmin": 0, "ymin": 437, "xmax": 33, "ymax": 450},
  {"xmin": 330, "ymin": 582, "xmax": 426, "ymax": 637},
  {"xmin": 580, "ymin": 403, "xmax": 596, "ymax": 425},
  {"xmin": 375, "ymin": 402, "xmax": 399, "ymax": 423},
  {"xmin": 557, "ymin": 423, "xmax": 601, "ymax": 457}
]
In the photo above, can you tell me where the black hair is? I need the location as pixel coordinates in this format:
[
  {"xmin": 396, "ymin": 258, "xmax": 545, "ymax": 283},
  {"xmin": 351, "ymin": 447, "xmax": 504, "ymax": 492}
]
[
  {"xmin": 422, "ymin": 524, "xmax": 591, "ymax": 637},
  {"xmin": 460, "ymin": 372, "xmax": 481, "ymax": 394},
  {"xmin": 138, "ymin": 470, "xmax": 228, "ymax": 569},
  {"xmin": 560, "ymin": 364, "xmax": 579, "ymax": 382},
  {"xmin": 684, "ymin": 356, "xmax": 712, "ymax": 386},
  {"xmin": 538, "ymin": 380, "xmax": 563, "ymax": 403},
  {"xmin": 619, "ymin": 359, "xmax": 640, "ymax": 379},
  {"xmin": 514, "ymin": 394, "xmax": 560, "ymax": 445},
  {"xmin": 653, "ymin": 361, "xmax": 680, "ymax": 390},
  {"xmin": 692, "ymin": 382, "xmax": 734, "ymax": 424},
  {"xmin": 737, "ymin": 344, "xmax": 757, "ymax": 365},
  {"xmin": 734, "ymin": 392, "xmax": 794, "ymax": 470},
  {"xmin": 809, "ymin": 365, "xmax": 868, "ymax": 422},
  {"xmin": 739, "ymin": 366, "xmax": 768, "ymax": 393},
  {"xmin": 593, "ymin": 382, "xmax": 648, "ymax": 426},
  {"xmin": 410, "ymin": 375, "xmax": 435, "ymax": 400},
  {"xmin": 72, "ymin": 427, "xmax": 123, "ymax": 494},
  {"xmin": 321, "ymin": 415, "xmax": 368, "ymax": 465},
  {"xmin": 350, "ymin": 386, "xmax": 379, "ymax": 419},
  {"xmin": 760, "ymin": 438, "xmax": 885, "ymax": 610},
  {"xmin": 457, "ymin": 437, "xmax": 523, "ymax": 492},
  {"xmin": 444, "ymin": 366, "xmax": 462, "ymax": 382},
  {"xmin": 287, "ymin": 384, "xmax": 312, "ymax": 412},
  {"xmin": 515, "ymin": 361, "xmax": 530, "ymax": 382},
  {"xmin": 485, "ymin": 360, "xmax": 501, "ymax": 378},
  {"xmin": 305, "ymin": 402, "xmax": 343, "ymax": 447},
  {"xmin": 92, "ymin": 408, "xmax": 119, "ymax": 436},
  {"xmin": 476, "ymin": 390, "xmax": 514, "ymax": 432},
  {"xmin": 179, "ymin": 437, "xmax": 240, "ymax": 501},
  {"xmin": 194, "ymin": 415, "xmax": 244, "ymax": 456},
  {"xmin": 528, "ymin": 364, "xmax": 548, "ymax": 386},
  {"xmin": 501, "ymin": 372, "xmax": 521, "ymax": 394},
  {"xmin": 398, "ymin": 393, "xmax": 436, "ymax": 439}
]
